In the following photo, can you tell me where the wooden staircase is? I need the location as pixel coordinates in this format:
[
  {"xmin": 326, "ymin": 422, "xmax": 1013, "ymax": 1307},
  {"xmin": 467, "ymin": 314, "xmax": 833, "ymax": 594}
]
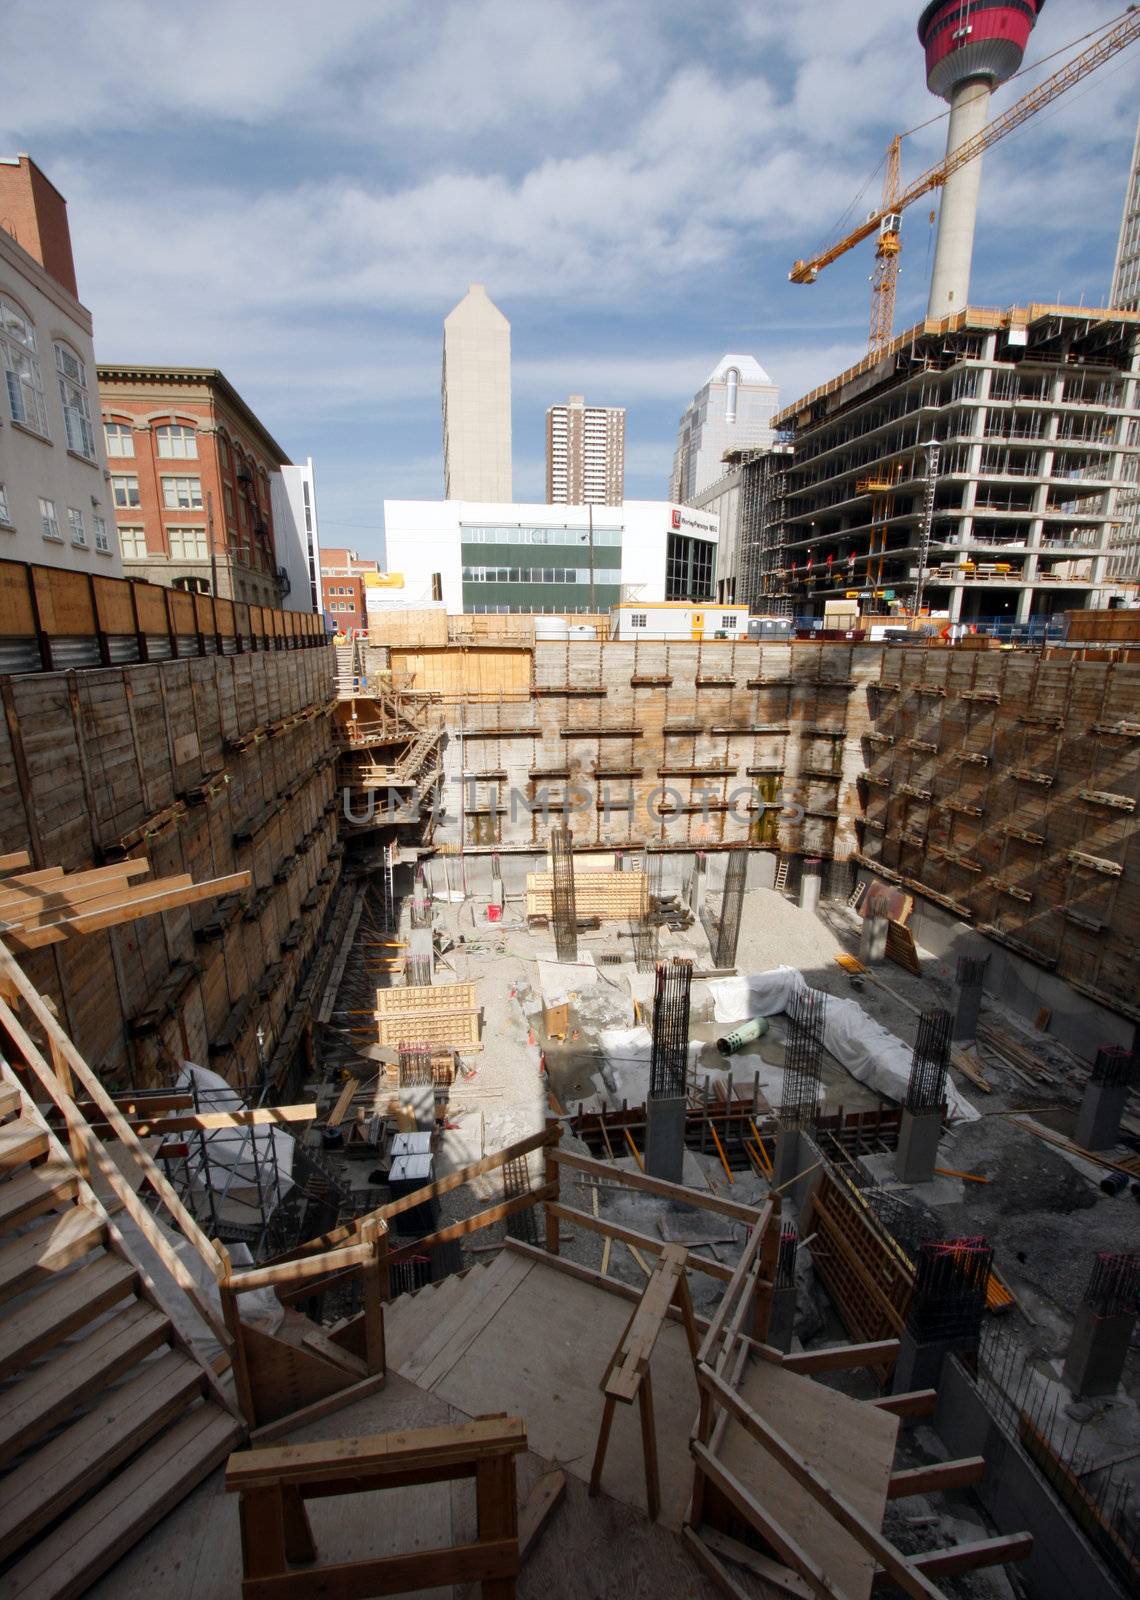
[{"xmin": 0, "ymin": 1065, "xmax": 243, "ymax": 1600}]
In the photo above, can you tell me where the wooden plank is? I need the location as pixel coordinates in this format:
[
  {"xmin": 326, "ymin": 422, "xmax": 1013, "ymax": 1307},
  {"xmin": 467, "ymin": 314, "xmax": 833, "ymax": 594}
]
[
  {"xmin": 401, "ymin": 1254, "xmax": 532, "ymax": 1387},
  {"xmin": 783, "ymin": 1340, "xmax": 901, "ymax": 1375},
  {"xmin": 891, "ymin": 1534, "xmax": 1032, "ymax": 1582},
  {"xmin": 887, "ymin": 1458, "xmax": 986, "ymax": 1499},
  {"xmin": 518, "ymin": 1468, "xmax": 566, "ymax": 1559},
  {"xmin": 0, "ymin": 1254, "xmax": 137, "ymax": 1378},
  {"xmin": 502, "ymin": 1239, "xmax": 712, "ymax": 1334},
  {"xmin": 699, "ymin": 1366, "xmax": 944, "ymax": 1600},
  {"xmin": 554, "ymin": 1148, "xmax": 763, "ymax": 1226},
  {"xmin": 225, "ymin": 1417, "xmax": 528, "ymax": 1490},
  {"xmin": 690, "ymin": 1442, "xmax": 845, "ymax": 1600},
  {"xmin": 0, "ymin": 851, "xmax": 32, "ymax": 873},
  {"xmin": 550, "ymin": 1201, "xmax": 733, "ymax": 1283},
  {"xmin": 700, "ymin": 1528, "xmax": 815, "ymax": 1600},
  {"xmin": 871, "ymin": 1390, "xmax": 937, "ymax": 1419},
  {"xmin": 682, "ymin": 1527, "xmax": 760, "ymax": 1600},
  {"xmin": 0, "ymin": 1204, "xmax": 105, "ymax": 1303}
]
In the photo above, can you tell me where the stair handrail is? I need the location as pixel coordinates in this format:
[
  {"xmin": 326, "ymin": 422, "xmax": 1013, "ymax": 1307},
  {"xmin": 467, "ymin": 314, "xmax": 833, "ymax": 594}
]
[{"xmin": 0, "ymin": 976, "xmax": 233, "ymax": 1352}]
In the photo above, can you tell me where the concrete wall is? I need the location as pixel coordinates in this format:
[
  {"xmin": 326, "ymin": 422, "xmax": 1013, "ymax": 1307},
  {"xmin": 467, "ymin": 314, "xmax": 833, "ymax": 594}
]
[{"xmin": 936, "ymin": 1359, "xmax": 1128, "ymax": 1600}]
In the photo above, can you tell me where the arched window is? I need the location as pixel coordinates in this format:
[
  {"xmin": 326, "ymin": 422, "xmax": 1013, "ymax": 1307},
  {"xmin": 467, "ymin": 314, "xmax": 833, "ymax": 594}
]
[
  {"xmin": 0, "ymin": 298, "xmax": 49, "ymax": 435},
  {"xmin": 724, "ymin": 367, "xmax": 740, "ymax": 424},
  {"xmin": 54, "ymin": 342, "xmax": 96, "ymax": 457}
]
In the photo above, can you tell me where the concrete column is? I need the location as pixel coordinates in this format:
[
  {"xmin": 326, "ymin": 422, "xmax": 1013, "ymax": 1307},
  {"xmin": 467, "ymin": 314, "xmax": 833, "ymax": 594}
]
[
  {"xmin": 928, "ymin": 78, "xmax": 992, "ymax": 320},
  {"xmin": 798, "ymin": 858, "xmax": 822, "ymax": 915},
  {"xmin": 772, "ymin": 1126, "xmax": 802, "ymax": 1198},
  {"xmin": 1075, "ymin": 1078, "xmax": 1131, "ymax": 1152},
  {"xmin": 767, "ymin": 1283, "xmax": 797, "ymax": 1354},
  {"xmin": 645, "ymin": 1095, "xmax": 686, "ymax": 1184},
  {"xmin": 1063, "ymin": 1303, "xmax": 1136, "ymax": 1398},
  {"xmin": 859, "ymin": 908, "xmax": 888, "ymax": 965},
  {"xmin": 895, "ymin": 1108, "xmax": 941, "ymax": 1185},
  {"xmin": 892, "ymin": 1328, "xmax": 975, "ymax": 1395},
  {"xmin": 952, "ymin": 957, "xmax": 986, "ymax": 1044}
]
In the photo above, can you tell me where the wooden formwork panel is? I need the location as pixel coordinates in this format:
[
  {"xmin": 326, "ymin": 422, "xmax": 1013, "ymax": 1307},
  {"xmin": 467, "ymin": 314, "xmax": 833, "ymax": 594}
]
[
  {"xmin": 375, "ymin": 981, "xmax": 478, "ymax": 1015},
  {"xmin": 374, "ymin": 983, "xmax": 482, "ymax": 1050},
  {"xmin": 801, "ymin": 1172, "xmax": 912, "ymax": 1354},
  {"xmin": 525, "ymin": 870, "xmax": 648, "ymax": 920}
]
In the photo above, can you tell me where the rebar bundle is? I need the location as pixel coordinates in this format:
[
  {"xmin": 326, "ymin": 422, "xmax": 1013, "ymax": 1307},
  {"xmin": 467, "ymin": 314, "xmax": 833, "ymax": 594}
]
[
  {"xmin": 1090, "ymin": 1046, "xmax": 1135, "ymax": 1088},
  {"xmin": 649, "ymin": 958, "xmax": 692, "ymax": 1100},
  {"xmin": 398, "ymin": 1044, "xmax": 433, "ymax": 1088},
  {"xmin": 780, "ymin": 989, "xmax": 826, "ymax": 1128},
  {"xmin": 632, "ymin": 918, "xmax": 658, "ymax": 974},
  {"xmin": 905, "ymin": 1007, "xmax": 952, "ymax": 1114},
  {"xmin": 907, "ymin": 1237, "xmax": 993, "ymax": 1343},
  {"xmin": 1082, "ymin": 1252, "xmax": 1140, "ymax": 1318},
  {"xmin": 712, "ymin": 850, "xmax": 748, "ymax": 968},
  {"xmin": 776, "ymin": 1223, "xmax": 798, "ymax": 1289},
  {"xmin": 956, "ymin": 954, "xmax": 987, "ymax": 987},
  {"xmin": 550, "ymin": 826, "xmax": 578, "ymax": 963},
  {"xmin": 405, "ymin": 955, "xmax": 432, "ymax": 987}
]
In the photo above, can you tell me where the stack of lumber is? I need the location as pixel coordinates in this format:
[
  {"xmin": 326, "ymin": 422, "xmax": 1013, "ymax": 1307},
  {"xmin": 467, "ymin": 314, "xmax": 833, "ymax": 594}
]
[{"xmin": 526, "ymin": 871, "xmax": 648, "ymax": 921}]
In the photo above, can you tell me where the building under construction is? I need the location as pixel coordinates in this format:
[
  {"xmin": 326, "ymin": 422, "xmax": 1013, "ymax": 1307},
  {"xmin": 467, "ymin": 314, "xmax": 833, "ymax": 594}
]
[{"xmin": 751, "ymin": 304, "xmax": 1140, "ymax": 623}]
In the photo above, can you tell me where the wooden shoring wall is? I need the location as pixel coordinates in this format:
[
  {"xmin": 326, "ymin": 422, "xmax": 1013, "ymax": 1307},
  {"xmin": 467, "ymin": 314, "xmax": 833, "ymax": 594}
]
[{"xmin": 0, "ymin": 644, "xmax": 340, "ymax": 1091}]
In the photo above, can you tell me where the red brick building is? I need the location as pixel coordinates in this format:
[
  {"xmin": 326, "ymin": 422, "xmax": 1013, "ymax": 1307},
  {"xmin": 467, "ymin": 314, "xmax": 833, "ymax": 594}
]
[
  {"xmin": 96, "ymin": 366, "xmax": 289, "ymax": 607},
  {"xmin": 320, "ymin": 547, "xmax": 379, "ymax": 632}
]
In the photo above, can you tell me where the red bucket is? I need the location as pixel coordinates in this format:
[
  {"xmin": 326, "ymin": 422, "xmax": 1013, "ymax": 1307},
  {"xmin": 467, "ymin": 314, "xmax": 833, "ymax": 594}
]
[{"xmin": 486, "ymin": 904, "xmax": 502, "ymax": 922}]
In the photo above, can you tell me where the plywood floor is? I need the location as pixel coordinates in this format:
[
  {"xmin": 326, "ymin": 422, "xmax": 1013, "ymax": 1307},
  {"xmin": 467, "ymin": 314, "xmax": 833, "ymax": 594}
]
[
  {"xmin": 717, "ymin": 1358, "xmax": 899, "ymax": 1600},
  {"xmin": 386, "ymin": 1248, "xmax": 703, "ymax": 1531}
]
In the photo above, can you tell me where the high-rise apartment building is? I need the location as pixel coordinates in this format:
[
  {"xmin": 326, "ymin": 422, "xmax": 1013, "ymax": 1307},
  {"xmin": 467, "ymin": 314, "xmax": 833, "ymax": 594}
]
[
  {"xmin": 442, "ymin": 284, "xmax": 511, "ymax": 501},
  {"xmin": 670, "ymin": 354, "xmax": 778, "ymax": 504},
  {"xmin": 1110, "ymin": 112, "xmax": 1140, "ymax": 313},
  {"xmin": 546, "ymin": 394, "xmax": 625, "ymax": 504}
]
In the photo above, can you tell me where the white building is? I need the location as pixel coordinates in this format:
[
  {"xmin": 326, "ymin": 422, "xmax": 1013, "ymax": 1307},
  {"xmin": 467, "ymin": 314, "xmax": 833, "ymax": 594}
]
[
  {"xmin": 546, "ymin": 395, "xmax": 625, "ymax": 504},
  {"xmin": 380, "ymin": 500, "xmax": 718, "ymax": 615},
  {"xmin": 1110, "ymin": 110, "xmax": 1140, "ymax": 313},
  {"xmin": 442, "ymin": 285, "xmax": 512, "ymax": 502},
  {"xmin": 670, "ymin": 354, "xmax": 778, "ymax": 504},
  {"xmin": 270, "ymin": 457, "xmax": 322, "ymax": 612},
  {"xmin": 0, "ymin": 157, "xmax": 121, "ymax": 576},
  {"xmin": 609, "ymin": 601, "xmax": 749, "ymax": 641}
]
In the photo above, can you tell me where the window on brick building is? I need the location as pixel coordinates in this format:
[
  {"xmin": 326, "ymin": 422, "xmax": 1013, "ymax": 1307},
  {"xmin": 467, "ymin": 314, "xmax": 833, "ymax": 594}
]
[
  {"xmin": 168, "ymin": 526, "xmax": 209, "ymax": 560},
  {"xmin": 162, "ymin": 476, "xmax": 203, "ymax": 510},
  {"xmin": 55, "ymin": 344, "xmax": 96, "ymax": 458},
  {"xmin": 104, "ymin": 421, "xmax": 134, "ymax": 457},
  {"xmin": 118, "ymin": 526, "xmax": 146, "ymax": 558},
  {"xmin": 156, "ymin": 423, "xmax": 198, "ymax": 459},
  {"xmin": 112, "ymin": 475, "xmax": 140, "ymax": 508},
  {"xmin": 1, "ymin": 298, "xmax": 49, "ymax": 436}
]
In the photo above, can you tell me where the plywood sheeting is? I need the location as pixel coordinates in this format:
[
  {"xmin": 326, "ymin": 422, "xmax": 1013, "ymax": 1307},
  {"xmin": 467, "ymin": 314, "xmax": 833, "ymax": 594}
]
[{"xmin": 374, "ymin": 982, "xmax": 482, "ymax": 1050}]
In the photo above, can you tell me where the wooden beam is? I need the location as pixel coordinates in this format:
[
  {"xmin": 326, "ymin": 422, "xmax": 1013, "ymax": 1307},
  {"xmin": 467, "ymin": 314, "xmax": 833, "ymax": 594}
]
[
  {"xmin": 0, "ymin": 852, "xmax": 32, "ymax": 873},
  {"xmin": 0, "ymin": 860, "xmax": 150, "ymax": 915},
  {"xmin": 502, "ymin": 1239, "xmax": 712, "ymax": 1333},
  {"xmin": 783, "ymin": 1340, "xmax": 901, "ymax": 1375},
  {"xmin": 871, "ymin": 1535, "xmax": 1032, "ymax": 1588},
  {"xmin": 554, "ymin": 1147, "xmax": 763, "ymax": 1226},
  {"xmin": 682, "ymin": 1526, "xmax": 756, "ymax": 1600},
  {"xmin": 3, "ymin": 871, "xmax": 251, "ymax": 947},
  {"xmin": 697, "ymin": 1202, "xmax": 777, "ymax": 1366},
  {"xmin": 699, "ymin": 1529, "xmax": 815, "ymax": 1600},
  {"xmin": 548, "ymin": 1201, "xmax": 733, "ymax": 1283},
  {"xmin": 690, "ymin": 1442, "xmax": 850, "ymax": 1600},
  {"xmin": 697, "ymin": 1366, "xmax": 947, "ymax": 1600},
  {"xmin": 887, "ymin": 1458, "xmax": 986, "ymax": 1500},
  {"xmin": 0, "ymin": 872, "xmax": 191, "ymax": 932},
  {"xmin": 84, "ymin": 1104, "xmax": 318, "ymax": 1139},
  {"xmin": 240, "ymin": 1538, "xmax": 518, "ymax": 1600},
  {"xmin": 518, "ymin": 1470, "xmax": 566, "ymax": 1560},
  {"xmin": 385, "ymin": 1183, "xmax": 557, "ymax": 1266},
  {"xmin": 872, "ymin": 1390, "xmax": 937, "ymax": 1419},
  {"xmin": 226, "ymin": 1417, "xmax": 528, "ymax": 1490}
]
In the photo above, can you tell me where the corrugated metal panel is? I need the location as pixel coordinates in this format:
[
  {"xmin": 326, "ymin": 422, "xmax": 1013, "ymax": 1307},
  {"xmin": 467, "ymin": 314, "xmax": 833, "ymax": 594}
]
[
  {"xmin": 48, "ymin": 637, "xmax": 101, "ymax": 668},
  {"xmin": 0, "ymin": 640, "xmax": 40, "ymax": 674},
  {"xmin": 107, "ymin": 637, "xmax": 141, "ymax": 665},
  {"xmin": 145, "ymin": 635, "xmax": 174, "ymax": 660}
]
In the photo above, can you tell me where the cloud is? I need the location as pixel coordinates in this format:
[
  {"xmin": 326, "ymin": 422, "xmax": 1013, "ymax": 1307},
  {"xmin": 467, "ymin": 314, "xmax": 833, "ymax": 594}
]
[{"xmin": 3, "ymin": 0, "xmax": 1132, "ymax": 526}]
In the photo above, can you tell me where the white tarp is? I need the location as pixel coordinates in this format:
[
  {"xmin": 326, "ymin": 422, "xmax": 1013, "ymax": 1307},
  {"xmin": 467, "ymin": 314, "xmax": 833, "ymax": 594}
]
[
  {"xmin": 177, "ymin": 1061, "xmax": 296, "ymax": 1196},
  {"xmin": 708, "ymin": 967, "xmax": 977, "ymax": 1122}
]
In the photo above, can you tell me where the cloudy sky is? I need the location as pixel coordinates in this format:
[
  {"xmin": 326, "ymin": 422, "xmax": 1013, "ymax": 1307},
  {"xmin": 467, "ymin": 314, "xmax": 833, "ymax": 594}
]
[{"xmin": 3, "ymin": 0, "xmax": 1136, "ymax": 562}]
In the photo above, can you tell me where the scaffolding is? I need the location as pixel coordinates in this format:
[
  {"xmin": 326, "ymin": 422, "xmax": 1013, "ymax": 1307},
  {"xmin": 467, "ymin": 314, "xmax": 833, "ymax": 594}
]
[
  {"xmin": 551, "ymin": 826, "xmax": 578, "ymax": 963},
  {"xmin": 649, "ymin": 958, "xmax": 692, "ymax": 1101}
]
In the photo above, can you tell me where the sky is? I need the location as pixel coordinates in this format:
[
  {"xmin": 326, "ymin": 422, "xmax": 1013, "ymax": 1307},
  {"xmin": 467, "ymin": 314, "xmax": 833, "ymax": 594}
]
[{"xmin": 2, "ymin": 0, "xmax": 1137, "ymax": 566}]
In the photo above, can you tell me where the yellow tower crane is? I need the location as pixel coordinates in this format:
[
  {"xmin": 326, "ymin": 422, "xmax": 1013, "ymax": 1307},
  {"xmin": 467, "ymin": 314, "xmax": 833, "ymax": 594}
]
[{"xmin": 790, "ymin": 10, "xmax": 1140, "ymax": 355}]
